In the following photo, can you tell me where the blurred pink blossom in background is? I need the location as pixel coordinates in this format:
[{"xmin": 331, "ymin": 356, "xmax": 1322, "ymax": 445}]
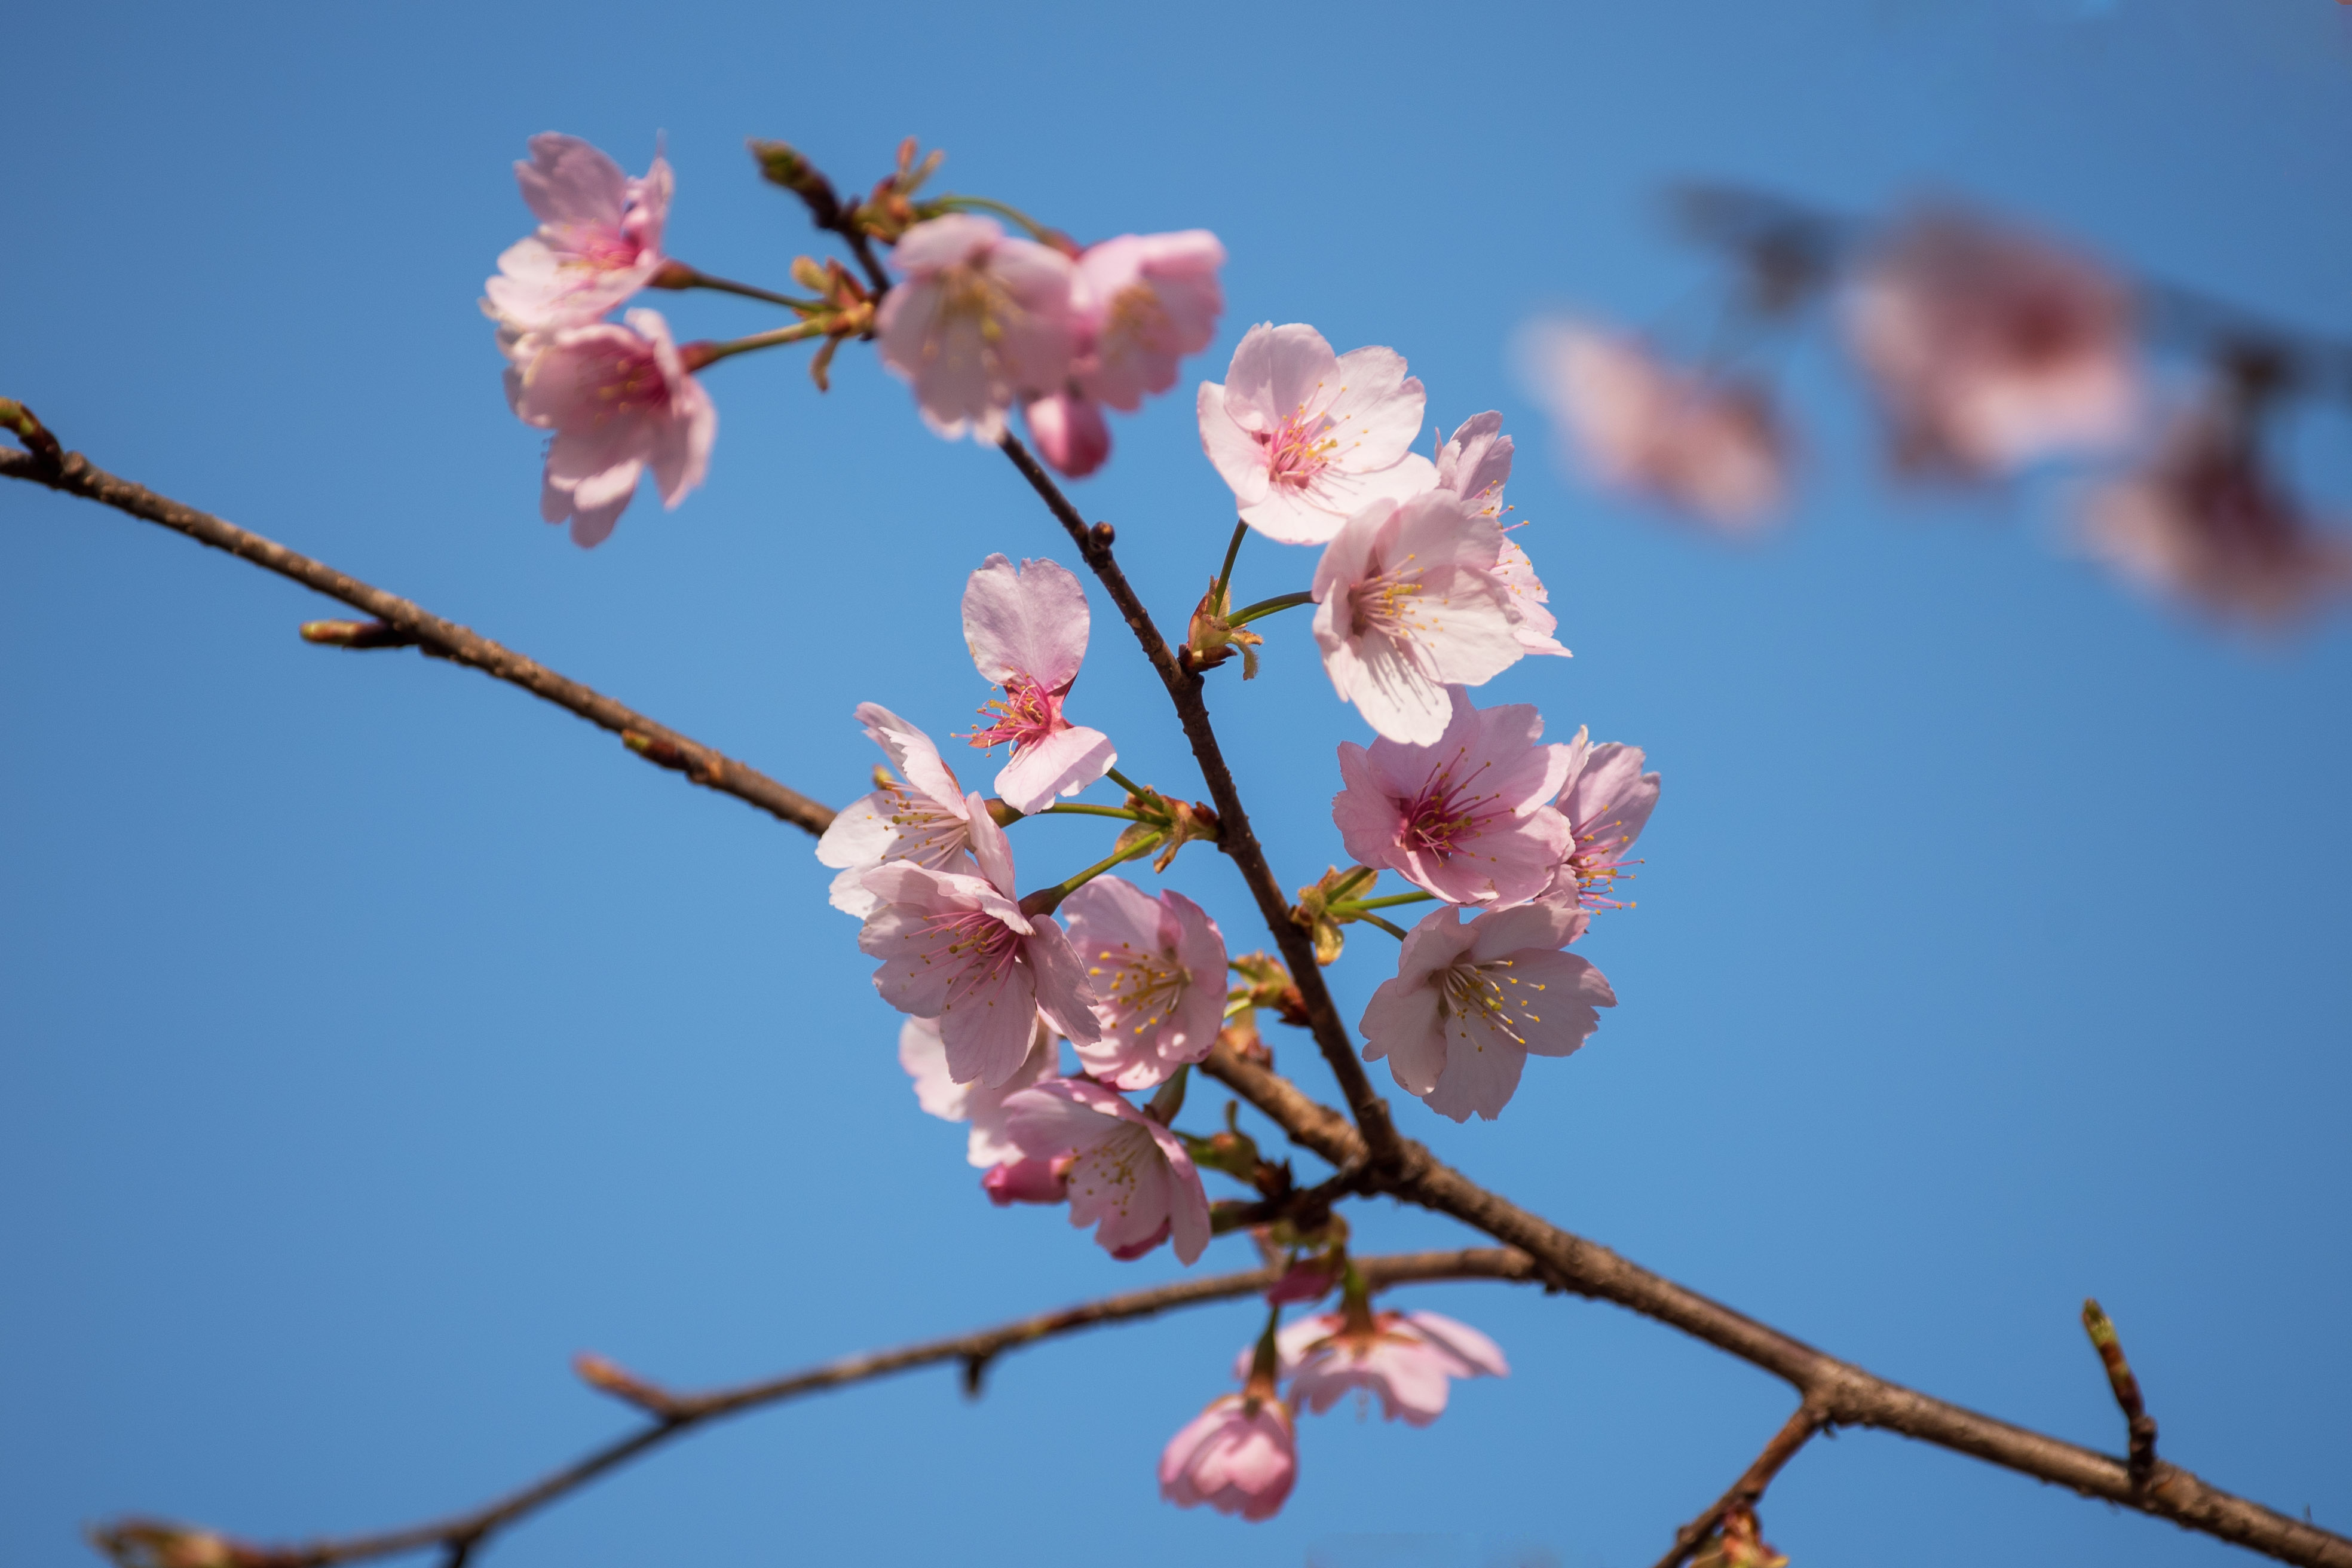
[
  {"xmin": 1268, "ymin": 1309, "xmax": 1508, "ymax": 1425},
  {"xmin": 878, "ymin": 214, "xmax": 1077, "ymax": 443},
  {"xmin": 503, "ymin": 308, "xmax": 714, "ymax": 548},
  {"xmin": 1159, "ymin": 1395, "xmax": 1298, "ymax": 1521},
  {"xmin": 1847, "ymin": 210, "xmax": 2139, "ymax": 476},
  {"xmin": 1518, "ymin": 320, "xmax": 1785, "ymax": 527},
  {"xmin": 484, "ymin": 133, "xmax": 673, "ymax": 331},
  {"xmin": 999, "ymin": 1077, "xmax": 1211, "ymax": 1263}
]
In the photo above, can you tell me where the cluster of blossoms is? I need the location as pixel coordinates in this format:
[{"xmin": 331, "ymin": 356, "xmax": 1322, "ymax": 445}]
[
  {"xmin": 1515, "ymin": 202, "xmax": 2350, "ymax": 625},
  {"xmin": 814, "ymin": 299, "xmax": 1661, "ymax": 1515},
  {"xmin": 482, "ymin": 134, "xmax": 1227, "ymax": 547}
]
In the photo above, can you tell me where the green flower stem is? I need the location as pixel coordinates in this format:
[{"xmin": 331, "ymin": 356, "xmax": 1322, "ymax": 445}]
[
  {"xmin": 1039, "ymin": 803, "xmax": 1144, "ymax": 822},
  {"xmin": 1226, "ymin": 590, "xmax": 1316, "ymax": 629},
  {"xmin": 1354, "ymin": 912, "xmax": 1410, "ymax": 941},
  {"xmin": 1339, "ymin": 891, "xmax": 1435, "ymax": 912},
  {"xmin": 1104, "ymin": 766, "xmax": 1151, "ymax": 798},
  {"xmin": 929, "ymin": 194, "xmax": 1060, "ymax": 244},
  {"xmin": 684, "ymin": 320, "xmax": 827, "ymax": 369},
  {"xmin": 1211, "ymin": 518, "xmax": 1249, "ymax": 603},
  {"xmin": 656, "ymin": 266, "xmax": 817, "ymax": 311},
  {"xmin": 1053, "ymin": 831, "xmax": 1165, "ymax": 898}
]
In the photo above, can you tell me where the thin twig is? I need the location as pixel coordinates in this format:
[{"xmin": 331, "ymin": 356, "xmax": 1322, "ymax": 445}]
[
  {"xmin": 2084, "ymin": 1298, "xmax": 2161, "ymax": 1484},
  {"xmin": 994, "ymin": 433, "xmax": 1410, "ymax": 1174},
  {"xmin": 1650, "ymin": 1402, "xmax": 1826, "ymax": 1568},
  {"xmin": 1195, "ymin": 1039, "xmax": 2352, "ymax": 1568},
  {"xmin": 0, "ymin": 442, "xmax": 832, "ymax": 837},
  {"xmin": 88, "ymin": 1250, "xmax": 1537, "ymax": 1568}
]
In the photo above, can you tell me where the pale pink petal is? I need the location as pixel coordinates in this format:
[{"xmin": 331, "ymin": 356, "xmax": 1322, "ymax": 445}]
[
  {"xmin": 1198, "ymin": 382, "xmax": 1273, "ymax": 508},
  {"xmin": 962, "ymin": 553, "xmax": 1091, "ymax": 689},
  {"xmin": 994, "ymin": 724, "xmax": 1117, "ymax": 815}
]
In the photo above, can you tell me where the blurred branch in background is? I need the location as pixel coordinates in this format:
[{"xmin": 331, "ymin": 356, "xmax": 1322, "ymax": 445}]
[{"xmin": 1515, "ymin": 185, "xmax": 2352, "ymax": 627}]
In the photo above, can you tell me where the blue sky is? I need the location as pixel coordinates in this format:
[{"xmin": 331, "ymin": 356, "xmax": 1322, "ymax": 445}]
[{"xmin": 4, "ymin": 2, "xmax": 2348, "ymax": 1566}]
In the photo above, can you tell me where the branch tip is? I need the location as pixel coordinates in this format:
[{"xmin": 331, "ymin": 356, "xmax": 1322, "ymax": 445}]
[
  {"xmin": 299, "ymin": 618, "xmax": 419, "ymax": 650},
  {"xmin": 2082, "ymin": 1297, "xmax": 2159, "ymax": 1479},
  {"xmin": 572, "ymin": 1352, "xmax": 681, "ymax": 1419}
]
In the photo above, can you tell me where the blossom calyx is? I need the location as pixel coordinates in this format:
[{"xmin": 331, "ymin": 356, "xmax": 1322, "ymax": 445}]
[
  {"xmin": 1119, "ymin": 785, "xmax": 1221, "ymax": 872},
  {"xmin": 854, "ymin": 136, "xmax": 946, "ymax": 243},
  {"xmin": 1292, "ymin": 865, "xmax": 1379, "ymax": 966},
  {"xmin": 1184, "ymin": 578, "xmax": 1265, "ymax": 678},
  {"xmin": 1228, "ymin": 951, "xmax": 1309, "ymax": 1027},
  {"xmin": 1689, "ymin": 1508, "xmax": 1790, "ymax": 1568}
]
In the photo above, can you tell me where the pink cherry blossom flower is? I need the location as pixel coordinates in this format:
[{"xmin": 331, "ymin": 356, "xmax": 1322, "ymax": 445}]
[
  {"xmin": 1060, "ymin": 877, "xmax": 1229, "ymax": 1090},
  {"xmin": 1333, "ymin": 689, "xmax": 1573, "ymax": 909},
  {"xmin": 859, "ymin": 806, "xmax": 1100, "ymax": 1088},
  {"xmin": 999, "ymin": 1078, "xmax": 1211, "ymax": 1263},
  {"xmin": 505, "ymin": 308, "xmax": 715, "ymax": 548},
  {"xmin": 1309, "ymin": 490, "xmax": 1525, "ymax": 744},
  {"xmin": 1518, "ymin": 320, "xmax": 1785, "ymax": 528},
  {"xmin": 816, "ymin": 703, "xmax": 979, "ymax": 918},
  {"xmin": 1159, "ymin": 1395, "xmax": 1297, "ymax": 1521},
  {"xmin": 962, "ymin": 554, "xmax": 1117, "ymax": 813},
  {"xmin": 1847, "ymin": 210, "xmax": 2139, "ymax": 476},
  {"xmin": 1541, "ymin": 727, "xmax": 1661, "ymax": 910},
  {"xmin": 483, "ymin": 134, "xmax": 672, "ymax": 331},
  {"xmin": 1263, "ymin": 1308, "xmax": 1508, "ymax": 1425},
  {"xmin": 876, "ymin": 215, "xmax": 1078, "ymax": 443},
  {"xmin": 898, "ymin": 1012, "xmax": 1059, "ymax": 1167},
  {"xmin": 1072, "ymin": 231, "xmax": 1227, "ymax": 411},
  {"xmin": 1437, "ymin": 412, "xmax": 1570, "ymax": 659},
  {"xmin": 1360, "ymin": 898, "xmax": 1616, "ymax": 1122},
  {"xmin": 2076, "ymin": 405, "xmax": 2352, "ymax": 626},
  {"xmin": 1022, "ymin": 390, "xmax": 1112, "ymax": 479},
  {"xmin": 1198, "ymin": 323, "xmax": 1440, "ymax": 545}
]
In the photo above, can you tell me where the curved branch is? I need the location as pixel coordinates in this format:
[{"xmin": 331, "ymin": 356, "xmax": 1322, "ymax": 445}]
[
  {"xmin": 90, "ymin": 1249, "xmax": 1537, "ymax": 1568},
  {"xmin": 994, "ymin": 434, "xmax": 1406, "ymax": 1170},
  {"xmin": 0, "ymin": 443, "xmax": 833, "ymax": 836},
  {"xmin": 1198, "ymin": 1040, "xmax": 2352, "ymax": 1568},
  {"xmin": 1650, "ymin": 1401, "xmax": 1825, "ymax": 1568}
]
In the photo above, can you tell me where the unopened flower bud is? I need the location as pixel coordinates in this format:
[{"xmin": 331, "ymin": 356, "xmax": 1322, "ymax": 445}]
[
  {"xmin": 89, "ymin": 1523, "xmax": 246, "ymax": 1568},
  {"xmin": 299, "ymin": 618, "xmax": 418, "ymax": 650},
  {"xmin": 1026, "ymin": 391, "xmax": 1112, "ymax": 479},
  {"xmin": 749, "ymin": 139, "xmax": 839, "ymax": 220},
  {"xmin": 982, "ymin": 1154, "xmax": 1071, "ymax": 1206},
  {"xmin": 1689, "ymin": 1508, "xmax": 1789, "ymax": 1568}
]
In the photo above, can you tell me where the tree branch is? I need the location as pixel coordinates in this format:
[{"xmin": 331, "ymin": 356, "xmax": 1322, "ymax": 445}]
[
  {"xmin": 88, "ymin": 1249, "xmax": 1537, "ymax": 1568},
  {"xmin": 1197, "ymin": 1039, "xmax": 2352, "ymax": 1568},
  {"xmin": 0, "ymin": 440, "xmax": 833, "ymax": 837},
  {"xmin": 994, "ymin": 433, "xmax": 1408, "ymax": 1172},
  {"xmin": 1650, "ymin": 1402, "xmax": 1825, "ymax": 1568}
]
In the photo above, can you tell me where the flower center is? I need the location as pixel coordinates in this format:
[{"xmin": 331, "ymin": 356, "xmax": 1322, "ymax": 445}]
[
  {"xmin": 929, "ymin": 909, "xmax": 1024, "ymax": 1009},
  {"xmin": 586, "ymin": 344, "xmax": 671, "ymax": 423},
  {"xmin": 1258, "ymin": 408, "xmax": 1339, "ymax": 488},
  {"xmin": 1069, "ymin": 1124, "xmax": 1154, "ymax": 1217},
  {"xmin": 1566, "ymin": 825, "xmax": 1639, "ymax": 908},
  {"xmin": 556, "ymin": 225, "xmax": 646, "ymax": 274},
  {"xmin": 968, "ymin": 676, "xmax": 1065, "ymax": 754},
  {"xmin": 936, "ymin": 261, "xmax": 1016, "ymax": 350},
  {"xmin": 1091, "ymin": 941, "xmax": 1192, "ymax": 1036},
  {"xmin": 1101, "ymin": 282, "xmax": 1172, "ymax": 358},
  {"xmin": 1395, "ymin": 757, "xmax": 1503, "ymax": 861},
  {"xmin": 1345, "ymin": 553, "xmax": 1428, "ymax": 642},
  {"xmin": 1434, "ymin": 958, "xmax": 1542, "ymax": 1051}
]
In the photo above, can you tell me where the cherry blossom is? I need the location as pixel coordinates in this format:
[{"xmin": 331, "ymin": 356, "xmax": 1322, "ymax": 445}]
[
  {"xmin": 962, "ymin": 554, "xmax": 1117, "ymax": 813},
  {"xmin": 1847, "ymin": 211, "xmax": 2139, "ymax": 476},
  {"xmin": 1023, "ymin": 390, "xmax": 1111, "ymax": 479},
  {"xmin": 998, "ymin": 1077, "xmax": 1211, "ymax": 1263},
  {"xmin": 1061, "ymin": 877, "xmax": 1229, "ymax": 1090},
  {"xmin": 2076, "ymin": 406, "xmax": 2352, "ymax": 626},
  {"xmin": 875, "ymin": 214, "xmax": 1078, "ymax": 443},
  {"xmin": 1198, "ymin": 323, "xmax": 1440, "ymax": 545},
  {"xmin": 816, "ymin": 704, "xmax": 979, "ymax": 918},
  {"xmin": 1437, "ymin": 411, "xmax": 1569, "ymax": 658},
  {"xmin": 898, "ymin": 1012, "xmax": 1059, "ymax": 1168},
  {"xmin": 859, "ymin": 806, "xmax": 1100, "ymax": 1088},
  {"xmin": 1360, "ymin": 898, "xmax": 1616, "ymax": 1122},
  {"xmin": 1159, "ymin": 1395, "xmax": 1297, "ymax": 1521},
  {"xmin": 504, "ymin": 309, "xmax": 715, "ymax": 549},
  {"xmin": 1309, "ymin": 490, "xmax": 1524, "ymax": 745},
  {"xmin": 483, "ymin": 134, "xmax": 672, "ymax": 332},
  {"xmin": 1541, "ymin": 727, "xmax": 1661, "ymax": 910},
  {"xmin": 1262, "ymin": 1308, "xmax": 1508, "ymax": 1425},
  {"xmin": 1072, "ymin": 231, "xmax": 1227, "ymax": 411},
  {"xmin": 1333, "ymin": 688, "xmax": 1574, "ymax": 908},
  {"xmin": 1518, "ymin": 320, "xmax": 1784, "ymax": 527}
]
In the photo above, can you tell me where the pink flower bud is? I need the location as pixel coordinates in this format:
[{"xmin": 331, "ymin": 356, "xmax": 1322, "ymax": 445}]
[
  {"xmin": 1158, "ymin": 1394, "xmax": 1297, "ymax": 1521},
  {"xmin": 982, "ymin": 1154, "xmax": 1070, "ymax": 1206},
  {"xmin": 1025, "ymin": 391, "xmax": 1112, "ymax": 478}
]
